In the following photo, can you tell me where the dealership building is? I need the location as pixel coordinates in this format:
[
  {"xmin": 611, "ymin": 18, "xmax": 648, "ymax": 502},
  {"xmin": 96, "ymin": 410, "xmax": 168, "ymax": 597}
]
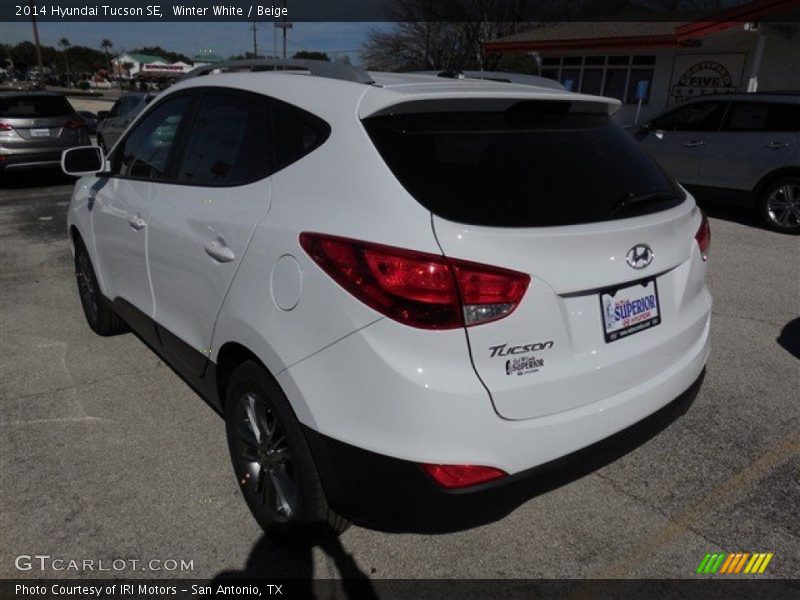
[
  {"xmin": 111, "ymin": 51, "xmax": 224, "ymax": 80},
  {"xmin": 485, "ymin": 0, "xmax": 799, "ymax": 125}
]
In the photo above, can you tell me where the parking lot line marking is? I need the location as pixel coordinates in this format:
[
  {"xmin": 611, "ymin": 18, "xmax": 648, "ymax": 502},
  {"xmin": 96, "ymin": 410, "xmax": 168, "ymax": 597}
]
[{"xmin": 590, "ymin": 431, "xmax": 800, "ymax": 579}]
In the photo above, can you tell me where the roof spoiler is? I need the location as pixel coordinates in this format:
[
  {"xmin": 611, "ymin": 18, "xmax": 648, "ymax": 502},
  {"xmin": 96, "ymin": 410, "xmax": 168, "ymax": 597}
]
[{"xmin": 181, "ymin": 58, "xmax": 375, "ymax": 85}]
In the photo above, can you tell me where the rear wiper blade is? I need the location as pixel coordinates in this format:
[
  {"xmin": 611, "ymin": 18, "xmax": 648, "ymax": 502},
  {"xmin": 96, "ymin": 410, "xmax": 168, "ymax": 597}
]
[{"xmin": 614, "ymin": 191, "xmax": 680, "ymax": 214}]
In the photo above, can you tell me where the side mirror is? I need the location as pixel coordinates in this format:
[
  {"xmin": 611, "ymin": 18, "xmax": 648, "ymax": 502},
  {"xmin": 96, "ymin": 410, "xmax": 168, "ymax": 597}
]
[
  {"xmin": 97, "ymin": 110, "xmax": 109, "ymax": 121},
  {"xmin": 62, "ymin": 146, "xmax": 106, "ymax": 177}
]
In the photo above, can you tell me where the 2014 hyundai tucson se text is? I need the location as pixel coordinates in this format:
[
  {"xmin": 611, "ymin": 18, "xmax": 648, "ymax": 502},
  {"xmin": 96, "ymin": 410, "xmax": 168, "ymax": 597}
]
[{"xmin": 62, "ymin": 60, "xmax": 711, "ymax": 545}]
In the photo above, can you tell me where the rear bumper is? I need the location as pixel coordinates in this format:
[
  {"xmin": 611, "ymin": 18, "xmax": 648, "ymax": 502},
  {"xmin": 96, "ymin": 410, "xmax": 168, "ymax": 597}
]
[
  {"xmin": 280, "ymin": 304, "xmax": 710, "ymax": 475},
  {"xmin": 303, "ymin": 368, "xmax": 707, "ymax": 531}
]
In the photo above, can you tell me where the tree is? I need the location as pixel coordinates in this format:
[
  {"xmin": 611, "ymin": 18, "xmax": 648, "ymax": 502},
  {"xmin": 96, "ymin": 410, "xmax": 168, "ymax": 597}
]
[
  {"xmin": 228, "ymin": 52, "xmax": 265, "ymax": 60},
  {"xmin": 100, "ymin": 38, "xmax": 112, "ymax": 79},
  {"xmin": 359, "ymin": 0, "xmax": 560, "ymax": 72},
  {"xmin": 292, "ymin": 51, "xmax": 330, "ymax": 61},
  {"xmin": 132, "ymin": 46, "xmax": 192, "ymax": 64},
  {"xmin": 9, "ymin": 41, "xmax": 38, "ymax": 72},
  {"xmin": 58, "ymin": 37, "xmax": 71, "ymax": 82},
  {"xmin": 121, "ymin": 61, "xmax": 134, "ymax": 79}
]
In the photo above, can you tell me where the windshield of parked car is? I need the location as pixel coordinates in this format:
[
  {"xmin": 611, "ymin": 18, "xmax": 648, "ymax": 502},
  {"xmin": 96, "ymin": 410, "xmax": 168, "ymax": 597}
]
[
  {"xmin": 0, "ymin": 95, "xmax": 74, "ymax": 118},
  {"xmin": 364, "ymin": 101, "xmax": 685, "ymax": 227}
]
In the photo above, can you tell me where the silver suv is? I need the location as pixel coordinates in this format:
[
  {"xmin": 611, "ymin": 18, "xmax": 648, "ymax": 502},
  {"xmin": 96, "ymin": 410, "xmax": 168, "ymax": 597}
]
[
  {"xmin": 0, "ymin": 92, "xmax": 89, "ymax": 173},
  {"xmin": 96, "ymin": 91, "xmax": 153, "ymax": 152},
  {"xmin": 636, "ymin": 93, "xmax": 799, "ymax": 233}
]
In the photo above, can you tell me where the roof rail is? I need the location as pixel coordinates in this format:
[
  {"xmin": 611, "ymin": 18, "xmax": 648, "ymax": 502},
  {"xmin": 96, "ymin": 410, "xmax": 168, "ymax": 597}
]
[
  {"xmin": 416, "ymin": 70, "xmax": 565, "ymax": 91},
  {"xmin": 181, "ymin": 58, "xmax": 375, "ymax": 85}
]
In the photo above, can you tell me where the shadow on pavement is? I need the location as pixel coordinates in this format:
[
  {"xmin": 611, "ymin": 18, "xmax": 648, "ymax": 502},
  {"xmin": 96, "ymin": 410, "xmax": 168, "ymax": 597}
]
[
  {"xmin": 212, "ymin": 528, "xmax": 378, "ymax": 599},
  {"xmin": 777, "ymin": 318, "xmax": 800, "ymax": 360},
  {"xmin": 0, "ymin": 169, "xmax": 76, "ymax": 190}
]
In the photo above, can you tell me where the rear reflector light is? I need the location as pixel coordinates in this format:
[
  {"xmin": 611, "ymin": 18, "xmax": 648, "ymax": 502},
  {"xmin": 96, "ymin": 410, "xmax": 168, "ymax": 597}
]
[
  {"xmin": 421, "ymin": 463, "xmax": 507, "ymax": 489},
  {"xmin": 64, "ymin": 119, "xmax": 86, "ymax": 129},
  {"xmin": 299, "ymin": 232, "xmax": 530, "ymax": 329},
  {"xmin": 695, "ymin": 210, "xmax": 710, "ymax": 261},
  {"xmin": 0, "ymin": 122, "xmax": 12, "ymax": 131}
]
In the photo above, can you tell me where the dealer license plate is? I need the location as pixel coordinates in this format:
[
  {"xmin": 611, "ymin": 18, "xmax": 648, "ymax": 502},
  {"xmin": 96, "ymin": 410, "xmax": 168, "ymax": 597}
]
[{"xmin": 600, "ymin": 279, "xmax": 661, "ymax": 343}]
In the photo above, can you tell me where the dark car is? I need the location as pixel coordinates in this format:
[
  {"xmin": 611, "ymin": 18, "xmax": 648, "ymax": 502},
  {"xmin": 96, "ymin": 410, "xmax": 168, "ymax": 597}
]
[
  {"xmin": 0, "ymin": 92, "xmax": 90, "ymax": 173},
  {"xmin": 76, "ymin": 110, "xmax": 99, "ymax": 135}
]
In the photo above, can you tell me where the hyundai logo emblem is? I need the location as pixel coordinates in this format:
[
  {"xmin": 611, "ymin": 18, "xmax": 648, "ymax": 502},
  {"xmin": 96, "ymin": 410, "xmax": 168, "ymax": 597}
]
[{"xmin": 626, "ymin": 244, "xmax": 654, "ymax": 269}]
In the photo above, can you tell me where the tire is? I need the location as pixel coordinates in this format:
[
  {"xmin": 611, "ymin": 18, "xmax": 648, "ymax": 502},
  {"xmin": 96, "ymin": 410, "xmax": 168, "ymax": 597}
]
[
  {"xmin": 224, "ymin": 361, "xmax": 349, "ymax": 547},
  {"xmin": 758, "ymin": 176, "xmax": 800, "ymax": 234},
  {"xmin": 74, "ymin": 240, "xmax": 128, "ymax": 336}
]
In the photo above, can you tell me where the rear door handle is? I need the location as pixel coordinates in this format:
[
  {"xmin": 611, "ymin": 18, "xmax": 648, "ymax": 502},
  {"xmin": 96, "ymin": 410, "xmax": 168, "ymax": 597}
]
[
  {"xmin": 127, "ymin": 214, "xmax": 146, "ymax": 231},
  {"xmin": 766, "ymin": 141, "xmax": 789, "ymax": 150},
  {"xmin": 684, "ymin": 140, "xmax": 705, "ymax": 148},
  {"xmin": 204, "ymin": 239, "xmax": 236, "ymax": 263}
]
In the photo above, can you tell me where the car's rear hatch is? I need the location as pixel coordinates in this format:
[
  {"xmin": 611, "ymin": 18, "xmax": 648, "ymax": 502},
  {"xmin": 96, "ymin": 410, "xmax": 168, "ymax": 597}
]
[
  {"xmin": 362, "ymin": 92, "xmax": 708, "ymax": 420},
  {"xmin": 0, "ymin": 94, "xmax": 85, "ymax": 150}
]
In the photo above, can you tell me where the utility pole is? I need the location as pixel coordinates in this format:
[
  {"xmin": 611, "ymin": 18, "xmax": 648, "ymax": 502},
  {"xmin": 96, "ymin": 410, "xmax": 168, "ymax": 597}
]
[
  {"xmin": 274, "ymin": 0, "xmax": 292, "ymax": 59},
  {"xmin": 251, "ymin": 21, "xmax": 258, "ymax": 58},
  {"xmin": 29, "ymin": 0, "xmax": 45, "ymax": 88},
  {"xmin": 274, "ymin": 22, "xmax": 292, "ymax": 59}
]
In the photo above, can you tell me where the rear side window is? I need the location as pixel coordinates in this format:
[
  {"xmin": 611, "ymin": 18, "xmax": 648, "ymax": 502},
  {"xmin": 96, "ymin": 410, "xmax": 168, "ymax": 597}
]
[
  {"xmin": 363, "ymin": 102, "xmax": 684, "ymax": 228},
  {"xmin": 0, "ymin": 95, "xmax": 74, "ymax": 118},
  {"xmin": 652, "ymin": 101, "xmax": 726, "ymax": 132},
  {"xmin": 114, "ymin": 94, "xmax": 192, "ymax": 180},
  {"xmin": 273, "ymin": 100, "xmax": 330, "ymax": 171},
  {"xmin": 723, "ymin": 102, "xmax": 800, "ymax": 132},
  {"xmin": 176, "ymin": 92, "xmax": 275, "ymax": 186}
]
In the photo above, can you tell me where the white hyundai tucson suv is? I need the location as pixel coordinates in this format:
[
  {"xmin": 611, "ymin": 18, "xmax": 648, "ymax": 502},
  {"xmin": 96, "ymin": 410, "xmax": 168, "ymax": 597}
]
[{"xmin": 62, "ymin": 59, "xmax": 712, "ymax": 544}]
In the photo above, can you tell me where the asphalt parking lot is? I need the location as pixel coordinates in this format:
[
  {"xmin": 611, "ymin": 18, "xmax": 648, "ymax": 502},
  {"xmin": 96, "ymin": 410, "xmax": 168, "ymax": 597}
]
[{"xmin": 0, "ymin": 171, "xmax": 798, "ymax": 581}]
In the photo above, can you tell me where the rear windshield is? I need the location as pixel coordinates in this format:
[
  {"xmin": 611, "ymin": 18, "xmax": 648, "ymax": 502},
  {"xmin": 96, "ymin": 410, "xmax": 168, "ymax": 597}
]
[
  {"xmin": 363, "ymin": 102, "xmax": 684, "ymax": 227},
  {"xmin": 0, "ymin": 95, "xmax": 75, "ymax": 118}
]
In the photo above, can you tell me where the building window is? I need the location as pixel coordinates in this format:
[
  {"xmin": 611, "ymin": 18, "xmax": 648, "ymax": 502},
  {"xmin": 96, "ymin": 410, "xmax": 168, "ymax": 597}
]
[
  {"xmin": 581, "ymin": 69, "xmax": 603, "ymax": 95},
  {"xmin": 604, "ymin": 69, "xmax": 628, "ymax": 102},
  {"xmin": 539, "ymin": 55, "xmax": 655, "ymax": 105}
]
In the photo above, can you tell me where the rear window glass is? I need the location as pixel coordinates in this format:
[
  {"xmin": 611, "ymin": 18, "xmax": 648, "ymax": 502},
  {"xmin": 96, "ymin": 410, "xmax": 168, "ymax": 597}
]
[
  {"xmin": 363, "ymin": 102, "xmax": 684, "ymax": 227},
  {"xmin": 0, "ymin": 95, "xmax": 74, "ymax": 118}
]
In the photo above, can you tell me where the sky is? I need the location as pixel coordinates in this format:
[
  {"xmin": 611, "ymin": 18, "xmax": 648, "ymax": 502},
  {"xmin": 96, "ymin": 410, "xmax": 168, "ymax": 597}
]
[{"xmin": 0, "ymin": 21, "xmax": 385, "ymax": 64}]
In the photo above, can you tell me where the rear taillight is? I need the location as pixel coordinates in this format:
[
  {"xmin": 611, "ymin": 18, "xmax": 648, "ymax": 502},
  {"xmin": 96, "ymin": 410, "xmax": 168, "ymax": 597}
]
[
  {"xmin": 421, "ymin": 463, "xmax": 507, "ymax": 489},
  {"xmin": 63, "ymin": 119, "xmax": 86, "ymax": 129},
  {"xmin": 299, "ymin": 233, "xmax": 530, "ymax": 330},
  {"xmin": 0, "ymin": 122, "xmax": 13, "ymax": 131},
  {"xmin": 695, "ymin": 210, "xmax": 710, "ymax": 261}
]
